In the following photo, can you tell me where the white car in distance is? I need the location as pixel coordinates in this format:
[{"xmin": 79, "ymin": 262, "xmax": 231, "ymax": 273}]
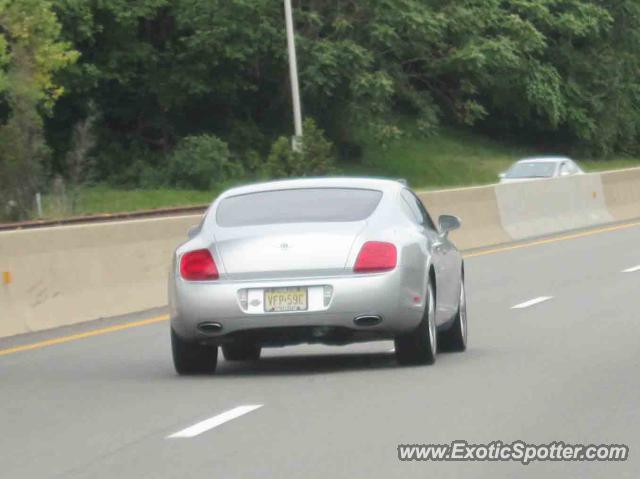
[{"xmin": 499, "ymin": 157, "xmax": 584, "ymax": 184}]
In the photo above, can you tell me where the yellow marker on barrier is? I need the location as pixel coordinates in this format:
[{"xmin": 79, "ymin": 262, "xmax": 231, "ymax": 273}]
[{"xmin": 2, "ymin": 272, "xmax": 11, "ymax": 285}]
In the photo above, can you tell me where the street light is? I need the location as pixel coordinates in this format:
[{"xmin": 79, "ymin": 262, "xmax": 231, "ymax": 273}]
[{"xmin": 284, "ymin": 0, "xmax": 303, "ymax": 151}]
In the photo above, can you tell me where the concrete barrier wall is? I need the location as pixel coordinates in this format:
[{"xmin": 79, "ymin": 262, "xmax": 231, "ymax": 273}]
[
  {"xmin": 418, "ymin": 185, "xmax": 510, "ymax": 250},
  {"xmin": 0, "ymin": 215, "xmax": 201, "ymax": 337},
  {"xmin": 1, "ymin": 168, "xmax": 640, "ymax": 338},
  {"xmin": 494, "ymin": 173, "xmax": 612, "ymax": 240},
  {"xmin": 601, "ymin": 167, "xmax": 640, "ymax": 221}
]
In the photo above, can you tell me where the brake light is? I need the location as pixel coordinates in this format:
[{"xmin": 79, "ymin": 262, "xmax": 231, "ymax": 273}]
[
  {"xmin": 354, "ymin": 242, "xmax": 397, "ymax": 273},
  {"xmin": 180, "ymin": 249, "xmax": 219, "ymax": 281}
]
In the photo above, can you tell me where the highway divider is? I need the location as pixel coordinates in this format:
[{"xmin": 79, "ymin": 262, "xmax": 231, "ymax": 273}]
[
  {"xmin": 1, "ymin": 167, "xmax": 639, "ymax": 338},
  {"xmin": 418, "ymin": 184, "xmax": 511, "ymax": 250},
  {"xmin": 0, "ymin": 215, "xmax": 200, "ymax": 337},
  {"xmin": 494, "ymin": 173, "xmax": 612, "ymax": 240},
  {"xmin": 600, "ymin": 167, "xmax": 640, "ymax": 221}
]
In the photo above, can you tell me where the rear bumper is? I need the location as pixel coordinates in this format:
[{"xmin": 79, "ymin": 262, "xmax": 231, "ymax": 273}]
[{"xmin": 169, "ymin": 267, "xmax": 425, "ymax": 344}]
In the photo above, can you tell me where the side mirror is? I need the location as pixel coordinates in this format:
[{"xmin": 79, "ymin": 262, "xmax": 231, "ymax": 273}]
[
  {"xmin": 438, "ymin": 215, "xmax": 461, "ymax": 237},
  {"xmin": 187, "ymin": 225, "xmax": 201, "ymax": 239}
]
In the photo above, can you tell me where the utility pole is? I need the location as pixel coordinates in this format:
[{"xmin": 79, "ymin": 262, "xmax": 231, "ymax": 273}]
[{"xmin": 284, "ymin": 0, "xmax": 303, "ymax": 151}]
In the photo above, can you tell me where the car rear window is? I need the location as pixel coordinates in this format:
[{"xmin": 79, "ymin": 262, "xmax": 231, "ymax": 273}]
[
  {"xmin": 216, "ymin": 188, "xmax": 383, "ymax": 227},
  {"xmin": 506, "ymin": 162, "xmax": 557, "ymax": 179}
]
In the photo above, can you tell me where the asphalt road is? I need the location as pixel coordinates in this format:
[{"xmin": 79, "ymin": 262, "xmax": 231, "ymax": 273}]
[{"xmin": 1, "ymin": 223, "xmax": 639, "ymax": 478}]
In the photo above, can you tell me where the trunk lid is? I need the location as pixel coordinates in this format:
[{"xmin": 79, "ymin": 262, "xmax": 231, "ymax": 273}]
[{"xmin": 214, "ymin": 222, "xmax": 366, "ymax": 279}]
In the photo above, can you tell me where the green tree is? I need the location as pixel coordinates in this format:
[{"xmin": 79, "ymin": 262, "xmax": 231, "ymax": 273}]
[
  {"xmin": 52, "ymin": 0, "xmax": 286, "ymax": 175},
  {"xmin": 42, "ymin": 0, "xmax": 640, "ymax": 188},
  {"xmin": 0, "ymin": 0, "xmax": 77, "ymax": 220},
  {"xmin": 266, "ymin": 118, "xmax": 336, "ymax": 177},
  {"xmin": 168, "ymin": 134, "xmax": 242, "ymax": 190}
]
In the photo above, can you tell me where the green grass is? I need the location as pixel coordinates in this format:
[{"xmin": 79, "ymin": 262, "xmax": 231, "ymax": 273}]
[
  {"xmin": 580, "ymin": 158, "xmax": 640, "ymax": 172},
  {"xmin": 42, "ymin": 186, "xmax": 218, "ymax": 219},
  {"xmin": 346, "ymin": 124, "xmax": 640, "ymax": 189},
  {"xmin": 39, "ymin": 125, "xmax": 640, "ymax": 219},
  {"xmin": 345, "ymin": 127, "xmax": 525, "ymax": 189}
]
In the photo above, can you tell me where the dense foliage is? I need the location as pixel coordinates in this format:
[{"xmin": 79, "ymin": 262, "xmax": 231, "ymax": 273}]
[
  {"xmin": 168, "ymin": 134, "xmax": 240, "ymax": 190},
  {"xmin": 2, "ymin": 0, "xmax": 640, "ymax": 218},
  {"xmin": 0, "ymin": 0, "xmax": 77, "ymax": 219},
  {"xmin": 266, "ymin": 119, "xmax": 336, "ymax": 177}
]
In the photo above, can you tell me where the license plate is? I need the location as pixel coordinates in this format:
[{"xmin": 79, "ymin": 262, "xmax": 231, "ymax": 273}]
[{"xmin": 264, "ymin": 287, "xmax": 308, "ymax": 313}]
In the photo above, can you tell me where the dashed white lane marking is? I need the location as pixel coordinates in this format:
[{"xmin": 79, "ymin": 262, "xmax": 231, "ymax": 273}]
[
  {"xmin": 167, "ymin": 405, "xmax": 263, "ymax": 439},
  {"xmin": 511, "ymin": 296, "xmax": 553, "ymax": 310},
  {"xmin": 622, "ymin": 265, "xmax": 640, "ymax": 273}
]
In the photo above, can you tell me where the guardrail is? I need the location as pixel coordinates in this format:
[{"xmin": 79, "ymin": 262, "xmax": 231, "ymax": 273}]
[
  {"xmin": 1, "ymin": 167, "xmax": 639, "ymax": 338},
  {"xmin": 0, "ymin": 205, "xmax": 208, "ymax": 232}
]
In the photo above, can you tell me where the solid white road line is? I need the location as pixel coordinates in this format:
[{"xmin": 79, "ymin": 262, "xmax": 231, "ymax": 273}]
[
  {"xmin": 167, "ymin": 405, "xmax": 263, "ymax": 439},
  {"xmin": 622, "ymin": 265, "xmax": 640, "ymax": 273},
  {"xmin": 511, "ymin": 296, "xmax": 553, "ymax": 310}
]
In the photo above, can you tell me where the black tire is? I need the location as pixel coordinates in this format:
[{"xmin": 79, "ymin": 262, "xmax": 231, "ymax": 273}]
[
  {"xmin": 395, "ymin": 279, "xmax": 437, "ymax": 365},
  {"xmin": 222, "ymin": 343, "xmax": 262, "ymax": 361},
  {"xmin": 171, "ymin": 328, "xmax": 218, "ymax": 375},
  {"xmin": 439, "ymin": 273, "xmax": 468, "ymax": 352}
]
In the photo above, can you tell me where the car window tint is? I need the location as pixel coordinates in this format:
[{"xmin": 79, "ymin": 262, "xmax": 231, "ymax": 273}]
[
  {"xmin": 506, "ymin": 162, "xmax": 556, "ymax": 178},
  {"xmin": 216, "ymin": 188, "xmax": 383, "ymax": 227},
  {"xmin": 569, "ymin": 161, "xmax": 580, "ymax": 174},
  {"xmin": 400, "ymin": 195, "xmax": 420, "ymax": 224},
  {"xmin": 401, "ymin": 189, "xmax": 437, "ymax": 231},
  {"xmin": 400, "ymin": 190, "xmax": 423, "ymax": 224},
  {"xmin": 409, "ymin": 190, "xmax": 437, "ymax": 231}
]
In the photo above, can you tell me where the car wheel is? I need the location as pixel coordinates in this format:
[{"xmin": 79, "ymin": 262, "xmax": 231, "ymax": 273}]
[
  {"xmin": 439, "ymin": 274, "xmax": 468, "ymax": 352},
  {"xmin": 222, "ymin": 343, "xmax": 262, "ymax": 361},
  {"xmin": 171, "ymin": 328, "xmax": 218, "ymax": 375},
  {"xmin": 395, "ymin": 279, "xmax": 437, "ymax": 365}
]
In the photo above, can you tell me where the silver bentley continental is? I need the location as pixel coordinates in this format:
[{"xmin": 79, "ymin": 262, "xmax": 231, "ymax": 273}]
[{"xmin": 169, "ymin": 178, "xmax": 467, "ymax": 374}]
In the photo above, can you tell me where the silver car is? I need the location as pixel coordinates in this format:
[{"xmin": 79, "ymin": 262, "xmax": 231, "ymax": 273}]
[
  {"xmin": 499, "ymin": 156, "xmax": 584, "ymax": 183},
  {"xmin": 169, "ymin": 178, "xmax": 468, "ymax": 374}
]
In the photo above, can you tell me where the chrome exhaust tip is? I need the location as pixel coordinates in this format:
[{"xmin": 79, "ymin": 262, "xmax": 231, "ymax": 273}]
[
  {"xmin": 353, "ymin": 315, "xmax": 383, "ymax": 327},
  {"xmin": 197, "ymin": 322, "xmax": 223, "ymax": 334}
]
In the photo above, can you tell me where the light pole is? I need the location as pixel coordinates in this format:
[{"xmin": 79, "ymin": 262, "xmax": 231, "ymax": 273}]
[{"xmin": 284, "ymin": 0, "xmax": 303, "ymax": 151}]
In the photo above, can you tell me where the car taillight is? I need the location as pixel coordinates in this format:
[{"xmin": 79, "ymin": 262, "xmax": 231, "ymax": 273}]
[
  {"xmin": 180, "ymin": 249, "xmax": 219, "ymax": 281},
  {"xmin": 354, "ymin": 242, "xmax": 397, "ymax": 273}
]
